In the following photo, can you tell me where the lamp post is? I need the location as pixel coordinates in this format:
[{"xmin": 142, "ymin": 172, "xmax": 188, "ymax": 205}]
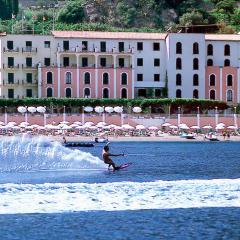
[
  {"xmin": 177, "ymin": 106, "xmax": 181, "ymax": 126},
  {"xmin": 63, "ymin": 105, "xmax": 66, "ymax": 122},
  {"xmin": 197, "ymin": 106, "xmax": 200, "ymax": 128},
  {"xmin": 234, "ymin": 106, "xmax": 237, "ymax": 129},
  {"xmin": 25, "ymin": 106, "xmax": 28, "ymax": 123},
  {"xmin": 82, "ymin": 106, "xmax": 85, "ymax": 124},
  {"xmin": 4, "ymin": 106, "xmax": 7, "ymax": 125},
  {"xmin": 215, "ymin": 106, "xmax": 218, "ymax": 127}
]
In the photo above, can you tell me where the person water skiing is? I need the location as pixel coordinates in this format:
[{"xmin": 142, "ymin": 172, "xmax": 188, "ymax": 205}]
[{"xmin": 102, "ymin": 144, "xmax": 124, "ymax": 171}]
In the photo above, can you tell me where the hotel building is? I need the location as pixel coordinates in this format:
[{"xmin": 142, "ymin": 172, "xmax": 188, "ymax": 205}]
[{"xmin": 0, "ymin": 31, "xmax": 239, "ymax": 104}]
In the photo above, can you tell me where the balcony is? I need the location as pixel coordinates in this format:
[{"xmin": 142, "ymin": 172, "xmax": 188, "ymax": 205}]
[
  {"xmin": 3, "ymin": 47, "xmax": 20, "ymax": 53},
  {"xmin": 2, "ymin": 79, "xmax": 21, "ymax": 85},
  {"xmin": 2, "ymin": 64, "xmax": 20, "ymax": 70},
  {"xmin": 22, "ymin": 80, "xmax": 38, "ymax": 86},
  {"xmin": 22, "ymin": 64, "xmax": 37, "ymax": 70},
  {"xmin": 22, "ymin": 47, "xmax": 37, "ymax": 53}
]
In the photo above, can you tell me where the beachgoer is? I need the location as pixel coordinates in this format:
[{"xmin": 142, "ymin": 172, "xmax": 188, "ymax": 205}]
[
  {"xmin": 102, "ymin": 145, "xmax": 124, "ymax": 170},
  {"xmin": 63, "ymin": 136, "xmax": 67, "ymax": 143},
  {"xmin": 227, "ymin": 132, "xmax": 230, "ymax": 140}
]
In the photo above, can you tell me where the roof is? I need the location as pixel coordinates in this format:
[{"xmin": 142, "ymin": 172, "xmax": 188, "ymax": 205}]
[
  {"xmin": 52, "ymin": 31, "xmax": 167, "ymax": 40},
  {"xmin": 205, "ymin": 34, "xmax": 240, "ymax": 41},
  {"xmin": 0, "ymin": 32, "xmax": 7, "ymax": 36}
]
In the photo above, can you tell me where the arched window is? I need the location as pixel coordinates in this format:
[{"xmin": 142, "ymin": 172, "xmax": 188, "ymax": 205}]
[
  {"xmin": 193, "ymin": 58, "xmax": 199, "ymax": 70},
  {"xmin": 47, "ymin": 88, "xmax": 53, "ymax": 97},
  {"xmin": 224, "ymin": 44, "xmax": 230, "ymax": 56},
  {"xmin": 47, "ymin": 72, "xmax": 53, "ymax": 84},
  {"xmin": 193, "ymin": 74, "xmax": 199, "ymax": 86},
  {"xmin": 193, "ymin": 89, "xmax": 199, "ymax": 99},
  {"xmin": 210, "ymin": 90, "xmax": 215, "ymax": 100},
  {"xmin": 121, "ymin": 73, "xmax": 128, "ymax": 85},
  {"xmin": 227, "ymin": 75, "xmax": 233, "ymax": 86},
  {"xmin": 176, "ymin": 58, "xmax": 182, "ymax": 70},
  {"xmin": 207, "ymin": 44, "xmax": 213, "ymax": 56},
  {"xmin": 176, "ymin": 89, "xmax": 181, "ymax": 98},
  {"xmin": 176, "ymin": 74, "xmax": 182, "ymax": 86},
  {"xmin": 102, "ymin": 73, "xmax": 109, "ymax": 85},
  {"xmin": 84, "ymin": 88, "xmax": 90, "ymax": 98},
  {"xmin": 224, "ymin": 59, "xmax": 230, "ymax": 67},
  {"xmin": 227, "ymin": 90, "xmax": 233, "ymax": 102},
  {"xmin": 84, "ymin": 72, "xmax": 90, "ymax": 84},
  {"xmin": 193, "ymin": 42, "xmax": 199, "ymax": 54},
  {"xmin": 66, "ymin": 88, "xmax": 71, "ymax": 98},
  {"xmin": 103, "ymin": 88, "xmax": 109, "ymax": 98},
  {"xmin": 65, "ymin": 72, "xmax": 71, "ymax": 84},
  {"xmin": 121, "ymin": 88, "xmax": 127, "ymax": 98},
  {"xmin": 210, "ymin": 74, "xmax": 215, "ymax": 86},
  {"xmin": 207, "ymin": 59, "xmax": 213, "ymax": 66},
  {"xmin": 176, "ymin": 42, "xmax": 182, "ymax": 54}
]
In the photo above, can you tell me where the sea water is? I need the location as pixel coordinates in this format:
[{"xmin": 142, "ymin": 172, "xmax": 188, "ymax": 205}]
[{"xmin": 0, "ymin": 138, "xmax": 240, "ymax": 239}]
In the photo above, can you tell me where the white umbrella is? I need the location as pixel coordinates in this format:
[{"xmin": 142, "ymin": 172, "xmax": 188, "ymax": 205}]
[
  {"xmin": 178, "ymin": 123, "xmax": 188, "ymax": 128},
  {"xmin": 114, "ymin": 106, "xmax": 123, "ymax": 113},
  {"xmin": 73, "ymin": 121, "xmax": 82, "ymax": 125},
  {"xmin": 103, "ymin": 125, "xmax": 111, "ymax": 130},
  {"xmin": 132, "ymin": 107, "xmax": 142, "ymax": 113},
  {"xmin": 122, "ymin": 124, "xmax": 134, "ymax": 130},
  {"xmin": 76, "ymin": 126, "xmax": 85, "ymax": 130},
  {"xmin": 58, "ymin": 123, "xmax": 68, "ymax": 128},
  {"xmin": 180, "ymin": 125, "xmax": 190, "ymax": 130},
  {"xmin": 19, "ymin": 121, "xmax": 29, "ymax": 126},
  {"xmin": 114, "ymin": 126, "xmax": 123, "ymax": 130},
  {"xmin": 26, "ymin": 126, "xmax": 34, "ymax": 130},
  {"xmin": 217, "ymin": 123, "xmax": 225, "ymax": 127},
  {"xmin": 148, "ymin": 126, "xmax": 158, "ymax": 131},
  {"xmin": 70, "ymin": 124, "xmax": 79, "ymax": 128},
  {"xmin": 227, "ymin": 126, "xmax": 237, "ymax": 130},
  {"xmin": 31, "ymin": 124, "xmax": 40, "ymax": 128},
  {"xmin": 89, "ymin": 126, "xmax": 98, "ymax": 130},
  {"xmin": 191, "ymin": 126, "xmax": 200, "ymax": 129},
  {"xmin": 96, "ymin": 122, "xmax": 107, "ymax": 127},
  {"xmin": 85, "ymin": 121, "xmax": 94, "ymax": 126},
  {"xmin": 108, "ymin": 124, "xmax": 117, "ymax": 128},
  {"xmin": 60, "ymin": 121, "xmax": 69, "ymax": 125},
  {"xmin": 62, "ymin": 125, "xmax": 72, "ymax": 130},
  {"xmin": 37, "ymin": 126, "xmax": 46, "ymax": 130},
  {"xmin": 216, "ymin": 126, "xmax": 225, "ymax": 130},
  {"xmin": 17, "ymin": 106, "xmax": 27, "ymax": 113},
  {"xmin": 84, "ymin": 106, "xmax": 93, "ymax": 112},
  {"xmin": 136, "ymin": 124, "xmax": 146, "ymax": 130},
  {"xmin": 0, "ymin": 121, "xmax": 5, "ymax": 125},
  {"xmin": 202, "ymin": 125, "xmax": 212, "ymax": 129},
  {"xmin": 105, "ymin": 107, "xmax": 114, "ymax": 113},
  {"xmin": 12, "ymin": 126, "xmax": 21, "ymax": 130},
  {"xmin": 45, "ymin": 124, "xmax": 59, "ymax": 130},
  {"xmin": 36, "ymin": 106, "xmax": 46, "ymax": 113},
  {"xmin": 0, "ymin": 126, "xmax": 8, "ymax": 129},
  {"xmin": 169, "ymin": 125, "xmax": 178, "ymax": 129},
  {"xmin": 28, "ymin": 107, "xmax": 37, "ymax": 113},
  {"xmin": 162, "ymin": 123, "xmax": 171, "ymax": 127},
  {"xmin": 95, "ymin": 106, "xmax": 104, "ymax": 113}
]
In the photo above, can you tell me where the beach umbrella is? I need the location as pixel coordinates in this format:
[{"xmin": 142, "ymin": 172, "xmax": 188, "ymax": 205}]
[
  {"xmin": 96, "ymin": 122, "xmax": 107, "ymax": 127},
  {"xmin": 190, "ymin": 126, "xmax": 200, "ymax": 129},
  {"xmin": 7, "ymin": 122, "xmax": 16, "ymax": 126},
  {"xmin": 162, "ymin": 123, "xmax": 171, "ymax": 127},
  {"xmin": 114, "ymin": 126, "xmax": 123, "ymax": 130},
  {"xmin": 216, "ymin": 125, "xmax": 225, "ymax": 130},
  {"xmin": 26, "ymin": 125, "xmax": 34, "ymax": 130},
  {"xmin": 202, "ymin": 125, "xmax": 212, "ymax": 129},
  {"xmin": 178, "ymin": 123, "xmax": 188, "ymax": 128},
  {"xmin": 148, "ymin": 126, "xmax": 158, "ymax": 131},
  {"xmin": 73, "ymin": 121, "xmax": 82, "ymax": 125},
  {"xmin": 19, "ymin": 121, "xmax": 29, "ymax": 126},
  {"xmin": 37, "ymin": 126, "xmax": 46, "ymax": 130},
  {"xmin": 62, "ymin": 125, "xmax": 72, "ymax": 130},
  {"xmin": 36, "ymin": 106, "xmax": 46, "ymax": 113},
  {"xmin": 0, "ymin": 126, "xmax": 8, "ymax": 129},
  {"xmin": 89, "ymin": 126, "xmax": 98, "ymax": 130},
  {"xmin": 17, "ymin": 106, "xmax": 27, "ymax": 113},
  {"xmin": 103, "ymin": 125, "xmax": 111, "ymax": 130},
  {"xmin": 114, "ymin": 106, "xmax": 123, "ymax": 113},
  {"xmin": 60, "ymin": 121, "xmax": 69, "ymax": 125},
  {"xmin": 105, "ymin": 107, "xmax": 114, "ymax": 113},
  {"xmin": 76, "ymin": 126, "xmax": 85, "ymax": 130},
  {"xmin": 136, "ymin": 124, "xmax": 146, "ymax": 130},
  {"xmin": 28, "ymin": 107, "xmax": 37, "ymax": 113},
  {"xmin": 227, "ymin": 126, "xmax": 237, "ymax": 130},
  {"xmin": 95, "ymin": 106, "xmax": 104, "ymax": 113},
  {"xmin": 217, "ymin": 123, "xmax": 225, "ymax": 127},
  {"xmin": 70, "ymin": 124, "xmax": 79, "ymax": 128},
  {"xmin": 122, "ymin": 124, "xmax": 134, "ymax": 130},
  {"xmin": 85, "ymin": 121, "xmax": 94, "ymax": 126},
  {"xmin": 84, "ymin": 106, "xmax": 93, "ymax": 112},
  {"xmin": 31, "ymin": 124, "xmax": 40, "ymax": 128},
  {"xmin": 0, "ymin": 121, "xmax": 5, "ymax": 125},
  {"xmin": 108, "ymin": 124, "xmax": 117, "ymax": 128},
  {"xmin": 12, "ymin": 126, "xmax": 21, "ymax": 130},
  {"xmin": 180, "ymin": 125, "xmax": 190, "ymax": 130},
  {"xmin": 169, "ymin": 125, "xmax": 178, "ymax": 129},
  {"xmin": 132, "ymin": 107, "xmax": 142, "ymax": 113}
]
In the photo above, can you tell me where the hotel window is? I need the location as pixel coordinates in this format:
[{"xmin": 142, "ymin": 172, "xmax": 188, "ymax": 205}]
[
  {"xmin": 119, "ymin": 58, "xmax": 125, "ymax": 67},
  {"xmin": 155, "ymin": 89, "xmax": 162, "ymax": 98},
  {"xmin": 66, "ymin": 88, "xmax": 72, "ymax": 98},
  {"xmin": 44, "ymin": 41, "xmax": 50, "ymax": 48},
  {"xmin": 84, "ymin": 72, "xmax": 90, "ymax": 84},
  {"xmin": 193, "ymin": 42, "xmax": 199, "ymax": 54},
  {"xmin": 103, "ymin": 73, "xmax": 109, "ymax": 85},
  {"xmin": 8, "ymin": 57, "xmax": 14, "ymax": 67},
  {"xmin": 227, "ymin": 75, "xmax": 233, "ymax": 86},
  {"xmin": 26, "ymin": 41, "xmax": 32, "ymax": 51},
  {"xmin": 210, "ymin": 90, "xmax": 215, "ymax": 100},
  {"xmin": 26, "ymin": 89, "xmax": 33, "ymax": 98},
  {"xmin": 8, "ymin": 89, "xmax": 14, "ymax": 98},
  {"xmin": 47, "ymin": 88, "xmax": 53, "ymax": 97},
  {"xmin": 193, "ymin": 89, "xmax": 199, "ymax": 99},
  {"xmin": 193, "ymin": 74, "xmax": 199, "ymax": 86},
  {"xmin": 154, "ymin": 74, "xmax": 160, "ymax": 82},
  {"xmin": 138, "ymin": 89, "xmax": 147, "ymax": 98},
  {"xmin": 176, "ymin": 89, "xmax": 182, "ymax": 98},
  {"xmin": 227, "ymin": 90, "xmax": 233, "ymax": 102},
  {"xmin": 65, "ymin": 72, "xmax": 72, "ymax": 84},
  {"xmin": 121, "ymin": 88, "xmax": 127, "ymax": 99},
  {"xmin": 47, "ymin": 72, "xmax": 53, "ymax": 84},
  {"xmin": 176, "ymin": 74, "xmax": 182, "ymax": 86},
  {"xmin": 153, "ymin": 42, "xmax": 160, "ymax": 51},
  {"xmin": 193, "ymin": 58, "xmax": 199, "ymax": 70},
  {"xmin": 121, "ymin": 73, "xmax": 128, "ymax": 85},
  {"xmin": 207, "ymin": 44, "xmax": 213, "ymax": 56},
  {"xmin": 176, "ymin": 42, "xmax": 182, "ymax": 54},
  {"xmin": 210, "ymin": 74, "xmax": 215, "ymax": 86},
  {"xmin": 84, "ymin": 88, "xmax": 90, "ymax": 98},
  {"xmin": 154, "ymin": 59, "xmax": 160, "ymax": 67},
  {"xmin": 26, "ymin": 73, "xmax": 32, "ymax": 83},
  {"xmin": 137, "ymin": 74, "xmax": 143, "ymax": 81},
  {"xmin": 119, "ymin": 42, "xmax": 124, "ymax": 52},
  {"xmin": 82, "ymin": 41, "xmax": 88, "ymax": 50},
  {"xmin": 137, "ymin": 58, "xmax": 143, "ymax": 66},
  {"xmin": 224, "ymin": 59, "xmax": 230, "ymax": 67},
  {"xmin": 44, "ymin": 58, "xmax": 50, "ymax": 67},
  {"xmin": 63, "ymin": 41, "xmax": 69, "ymax": 51},
  {"xmin": 207, "ymin": 59, "xmax": 213, "ymax": 66},
  {"xmin": 26, "ymin": 57, "xmax": 32, "ymax": 67},
  {"xmin": 224, "ymin": 44, "xmax": 230, "ymax": 56},
  {"xmin": 100, "ymin": 58, "xmax": 106, "ymax": 67},
  {"xmin": 63, "ymin": 57, "xmax": 69, "ymax": 67},
  {"xmin": 82, "ymin": 57, "xmax": 88, "ymax": 67},
  {"xmin": 137, "ymin": 42, "xmax": 143, "ymax": 51},
  {"xmin": 100, "ymin": 42, "xmax": 106, "ymax": 52},
  {"xmin": 103, "ymin": 88, "xmax": 109, "ymax": 98},
  {"xmin": 7, "ymin": 41, "xmax": 13, "ymax": 50},
  {"xmin": 176, "ymin": 58, "xmax": 182, "ymax": 70},
  {"xmin": 8, "ymin": 73, "xmax": 14, "ymax": 84}
]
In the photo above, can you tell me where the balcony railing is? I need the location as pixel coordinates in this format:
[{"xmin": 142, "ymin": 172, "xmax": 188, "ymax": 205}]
[
  {"xmin": 2, "ymin": 79, "xmax": 21, "ymax": 85},
  {"xmin": 22, "ymin": 80, "xmax": 38, "ymax": 85},
  {"xmin": 22, "ymin": 47, "xmax": 37, "ymax": 53},
  {"xmin": 22, "ymin": 64, "xmax": 37, "ymax": 69},
  {"xmin": 3, "ymin": 47, "xmax": 20, "ymax": 53},
  {"xmin": 3, "ymin": 64, "xmax": 20, "ymax": 69}
]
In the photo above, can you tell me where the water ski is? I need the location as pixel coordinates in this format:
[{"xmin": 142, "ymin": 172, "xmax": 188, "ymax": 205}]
[{"xmin": 108, "ymin": 162, "xmax": 132, "ymax": 171}]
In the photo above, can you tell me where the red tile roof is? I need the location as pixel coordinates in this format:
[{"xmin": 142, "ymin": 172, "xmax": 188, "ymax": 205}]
[{"xmin": 52, "ymin": 31, "xmax": 167, "ymax": 40}]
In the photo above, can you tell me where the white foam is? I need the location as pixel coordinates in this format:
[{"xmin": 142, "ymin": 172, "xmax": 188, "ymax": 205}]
[{"xmin": 0, "ymin": 179, "xmax": 240, "ymax": 214}]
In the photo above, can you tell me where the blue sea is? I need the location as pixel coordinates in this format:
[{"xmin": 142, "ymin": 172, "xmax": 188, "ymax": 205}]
[{"xmin": 0, "ymin": 138, "xmax": 240, "ymax": 240}]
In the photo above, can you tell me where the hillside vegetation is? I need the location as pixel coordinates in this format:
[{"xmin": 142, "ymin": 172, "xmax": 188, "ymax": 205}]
[{"xmin": 0, "ymin": 0, "xmax": 239, "ymax": 34}]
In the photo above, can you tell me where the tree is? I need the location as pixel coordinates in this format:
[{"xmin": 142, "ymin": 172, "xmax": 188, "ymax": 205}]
[
  {"xmin": 57, "ymin": 0, "xmax": 85, "ymax": 24},
  {"xmin": 179, "ymin": 10, "xmax": 208, "ymax": 26},
  {"xmin": 0, "ymin": 0, "xmax": 19, "ymax": 20}
]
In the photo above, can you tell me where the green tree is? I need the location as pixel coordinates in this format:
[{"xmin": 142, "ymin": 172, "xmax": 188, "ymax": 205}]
[
  {"xmin": 179, "ymin": 10, "xmax": 208, "ymax": 26},
  {"xmin": 57, "ymin": 0, "xmax": 85, "ymax": 24}
]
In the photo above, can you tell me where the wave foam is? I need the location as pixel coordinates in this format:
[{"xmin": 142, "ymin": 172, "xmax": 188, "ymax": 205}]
[{"xmin": 0, "ymin": 179, "xmax": 240, "ymax": 214}]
